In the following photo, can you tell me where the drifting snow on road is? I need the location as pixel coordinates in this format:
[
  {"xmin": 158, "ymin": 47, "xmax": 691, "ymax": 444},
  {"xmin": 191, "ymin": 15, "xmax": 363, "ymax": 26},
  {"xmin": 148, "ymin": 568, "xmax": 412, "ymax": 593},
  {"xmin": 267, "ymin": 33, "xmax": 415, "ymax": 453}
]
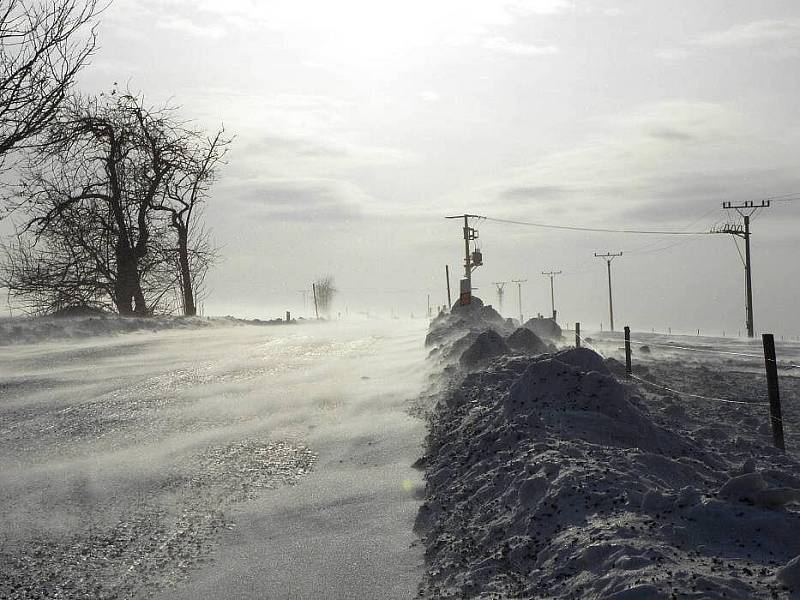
[{"xmin": 0, "ymin": 318, "xmax": 431, "ymax": 599}]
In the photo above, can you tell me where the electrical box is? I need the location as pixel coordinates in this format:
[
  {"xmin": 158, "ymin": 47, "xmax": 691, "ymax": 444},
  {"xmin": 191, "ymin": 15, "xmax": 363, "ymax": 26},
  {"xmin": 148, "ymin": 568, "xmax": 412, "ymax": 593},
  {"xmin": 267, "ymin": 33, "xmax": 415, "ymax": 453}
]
[
  {"xmin": 471, "ymin": 250, "xmax": 483, "ymax": 267},
  {"xmin": 459, "ymin": 278, "xmax": 471, "ymax": 305}
]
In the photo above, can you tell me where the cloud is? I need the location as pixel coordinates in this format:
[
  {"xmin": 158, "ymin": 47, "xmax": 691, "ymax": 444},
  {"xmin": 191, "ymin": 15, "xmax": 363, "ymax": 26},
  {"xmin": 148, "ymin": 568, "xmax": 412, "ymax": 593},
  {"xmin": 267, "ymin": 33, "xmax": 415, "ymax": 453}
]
[
  {"xmin": 501, "ymin": 185, "xmax": 571, "ymax": 202},
  {"xmin": 696, "ymin": 18, "xmax": 800, "ymax": 49},
  {"xmin": 418, "ymin": 90, "xmax": 440, "ymax": 102},
  {"xmin": 483, "ymin": 36, "xmax": 559, "ymax": 56},
  {"xmin": 658, "ymin": 18, "xmax": 800, "ymax": 60},
  {"xmin": 220, "ymin": 178, "xmax": 370, "ymax": 222},
  {"xmin": 156, "ymin": 16, "xmax": 226, "ymax": 38},
  {"xmin": 483, "ymin": 101, "xmax": 800, "ymax": 224}
]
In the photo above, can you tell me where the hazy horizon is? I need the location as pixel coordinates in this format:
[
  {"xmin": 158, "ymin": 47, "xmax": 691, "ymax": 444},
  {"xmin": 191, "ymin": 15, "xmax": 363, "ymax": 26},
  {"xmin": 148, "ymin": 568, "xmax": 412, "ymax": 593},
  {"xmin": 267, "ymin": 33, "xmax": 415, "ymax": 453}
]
[{"xmin": 3, "ymin": 0, "xmax": 800, "ymax": 336}]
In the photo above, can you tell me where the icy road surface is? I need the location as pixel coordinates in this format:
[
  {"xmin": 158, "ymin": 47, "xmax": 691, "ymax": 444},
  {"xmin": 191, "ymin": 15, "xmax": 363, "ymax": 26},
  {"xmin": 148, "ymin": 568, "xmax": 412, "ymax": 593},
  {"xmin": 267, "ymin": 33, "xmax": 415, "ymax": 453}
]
[{"xmin": 0, "ymin": 318, "xmax": 431, "ymax": 599}]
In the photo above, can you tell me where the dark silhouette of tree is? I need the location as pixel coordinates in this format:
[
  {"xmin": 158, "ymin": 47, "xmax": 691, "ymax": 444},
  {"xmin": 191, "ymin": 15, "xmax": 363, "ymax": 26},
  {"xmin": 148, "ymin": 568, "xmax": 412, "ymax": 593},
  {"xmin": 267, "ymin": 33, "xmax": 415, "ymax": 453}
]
[
  {"xmin": 314, "ymin": 275, "xmax": 336, "ymax": 315},
  {"xmin": 12, "ymin": 91, "xmax": 183, "ymax": 315},
  {"xmin": 0, "ymin": 0, "xmax": 99, "ymax": 174},
  {"xmin": 4, "ymin": 90, "xmax": 229, "ymax": 316},
  {"xmin": 152, "ymin": 128, "xmax": 230, "ymax": 316}
]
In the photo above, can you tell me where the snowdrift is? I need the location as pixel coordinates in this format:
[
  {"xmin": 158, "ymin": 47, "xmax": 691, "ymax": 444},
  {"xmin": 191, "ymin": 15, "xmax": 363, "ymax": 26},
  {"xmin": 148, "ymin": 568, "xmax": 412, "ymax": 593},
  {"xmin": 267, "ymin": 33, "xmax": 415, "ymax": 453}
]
[
  {"xmin": 0, "ymin": 314, "xmax": 288, "ymax": 346},
  {"xmin": 523, "ymin": 317, "xmax": 563, "ymax": 341},
  {"xmin": 425, "ymin": 299, "xmax": 555, "ymax": 372},
  {"xmin": 417, "ymin": 311, "xmax": 800, "ymax": 599}
]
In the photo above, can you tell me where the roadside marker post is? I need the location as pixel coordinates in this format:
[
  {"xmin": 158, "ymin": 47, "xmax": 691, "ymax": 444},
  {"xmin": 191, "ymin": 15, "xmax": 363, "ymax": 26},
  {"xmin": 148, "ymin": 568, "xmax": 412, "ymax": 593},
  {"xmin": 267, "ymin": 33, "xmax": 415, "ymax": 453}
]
[
  {"xmin": 762, "ymin": 333, "xmax": 786, "ymax": 451},
  {"xmin": 624, "ymin": 326, "xmax": 632, "ymax": 379}
]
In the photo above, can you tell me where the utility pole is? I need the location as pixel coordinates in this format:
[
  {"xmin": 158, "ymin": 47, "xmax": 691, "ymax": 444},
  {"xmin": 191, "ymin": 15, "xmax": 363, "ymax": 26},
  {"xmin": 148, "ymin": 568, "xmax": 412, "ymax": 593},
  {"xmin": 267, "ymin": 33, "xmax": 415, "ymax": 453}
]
[
  {"xmin": 711, "ymin": 200, "xmax": 771, "ymax": 338},
  {"xmin": 512, "ymin": 279, "xmax": 527, "ymax": 323},
  {"xmin": 493, "ymin": 281, "xmax": 507, "ymax": 314},
  {"xmin": 541, "ymin": 270, "xmax": 562, "ymax": 321},
  {"xmin": 594, "ymin": 252, "xmax": 622, "ymax": 332},
  {"xmin": 445, "ymin": 214, "xmax": 483, "ymax": 305}
]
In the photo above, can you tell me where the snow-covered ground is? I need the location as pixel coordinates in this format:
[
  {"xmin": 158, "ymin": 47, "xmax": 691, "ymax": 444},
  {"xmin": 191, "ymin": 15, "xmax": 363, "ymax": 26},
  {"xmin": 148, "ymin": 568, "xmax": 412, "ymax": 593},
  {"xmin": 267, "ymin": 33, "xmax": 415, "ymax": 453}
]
[
  {"xmin": 0, "ymin": 313, "xmax": 289, "ymax": 347},
  {"xmin": 418, "ymin": 311, "xmax": 800, "ymax": 599},
  {"xmin": 0, "ymin": 318, "xmax": 431, "ymax": 599},
  {"xmin": 6, "ymin": 309, "xmax": 800, "ymax": 599}
]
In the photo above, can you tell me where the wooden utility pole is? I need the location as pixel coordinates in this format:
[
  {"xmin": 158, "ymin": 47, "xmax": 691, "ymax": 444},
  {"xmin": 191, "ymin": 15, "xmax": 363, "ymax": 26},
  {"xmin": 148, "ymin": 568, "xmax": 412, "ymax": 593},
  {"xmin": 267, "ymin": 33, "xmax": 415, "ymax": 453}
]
[
  {"xmin": 541, "ymin": 270, "xmax": 562, "ymax": 321},
  {"xmin": 712, "ymin": 200, "xmax": 770, "ymax": 338},
  {"xmin": 594, "ymin": 252, "xmax": 622, "ymax": 332},
  {"xmin": 445, "ymin": 214, "xmax": 483, "ymax": 305},
  {"xmin": 512, "ymin": 279, "xmax": 527, "ymax": 323}
]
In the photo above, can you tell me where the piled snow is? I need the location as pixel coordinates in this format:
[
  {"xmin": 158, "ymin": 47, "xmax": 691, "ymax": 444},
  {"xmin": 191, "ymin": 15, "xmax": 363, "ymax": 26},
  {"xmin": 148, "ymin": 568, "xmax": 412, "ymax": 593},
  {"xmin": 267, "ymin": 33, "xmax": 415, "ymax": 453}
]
[
  {"xmin": 417, "ymin": 321, "xmax": 800, "ymax": 598},
  {"xmin": 426, "ymin": 297, "xmax": 516, "ymax": 367},
  {"xmin": 523, "ymin": 317, "xmax": 563, "ymax": 341},
  {"xmin": 0, "ymin": 314, "xmax": 288, "ymax": 346},
  {"xmin": 506, "ymin": 327, "xmax": 555, "ymax": 355},
  {"xmin": 460, "ymin": 330, "xmax": 510, "ymax": 369}
]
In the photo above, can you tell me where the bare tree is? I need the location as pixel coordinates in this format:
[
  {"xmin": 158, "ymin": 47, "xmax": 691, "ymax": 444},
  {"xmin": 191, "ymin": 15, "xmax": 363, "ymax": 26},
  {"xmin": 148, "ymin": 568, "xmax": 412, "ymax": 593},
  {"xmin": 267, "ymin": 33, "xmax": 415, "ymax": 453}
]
[
  {"xmin": 0, "ymin": 0, "xmax": 99, "ymax": 173},
  {"xmin": 314, "ymin": 275, "xmax": 336, "ymax": 315},
  {"xmin": 1, "ymin": 221, "xmax": 112, "ymax": 315},
  {"xmin": 152, "ymin": 127, "xmax": 230, "ymax": 316},
  {"xmin": 4, "ymin": 90, "xmax": 229, "ymax": 317},
  {"xmin": 13, "ymin": 91, "xmax": 183, "ymax": 315}
]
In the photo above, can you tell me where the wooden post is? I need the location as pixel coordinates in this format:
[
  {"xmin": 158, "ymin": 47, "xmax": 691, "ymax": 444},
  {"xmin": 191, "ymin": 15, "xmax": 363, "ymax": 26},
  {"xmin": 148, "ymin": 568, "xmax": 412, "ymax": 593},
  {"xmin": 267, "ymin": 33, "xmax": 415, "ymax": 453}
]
[
  {"xmin": 312, "ymin": 283, "xmax": 319, "ymax": 319},
  {"xmin": 445, "ymin": 265, "xmax": 452, "ymax": 308},
  {"xmin": 575, "ymin": 322, "xmax": 581, "ymax": 348},
  {"xmin": 624, "ymin": 326, "xmax": 632, "ymax": 378},
  {"xmin": 762, "ymin": 334, "xmax": 786, "ymax": 451},
  {"xmin": 286, "ymin": 311, "xmax": 290, "ymax": 322}
]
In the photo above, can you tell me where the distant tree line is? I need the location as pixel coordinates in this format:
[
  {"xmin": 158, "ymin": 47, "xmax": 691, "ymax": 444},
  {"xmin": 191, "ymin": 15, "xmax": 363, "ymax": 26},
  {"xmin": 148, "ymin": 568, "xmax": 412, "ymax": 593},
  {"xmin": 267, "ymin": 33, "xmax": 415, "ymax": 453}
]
[{"xmin": 0, "ymin": 0, "xmax": 231, "ymax": 316}]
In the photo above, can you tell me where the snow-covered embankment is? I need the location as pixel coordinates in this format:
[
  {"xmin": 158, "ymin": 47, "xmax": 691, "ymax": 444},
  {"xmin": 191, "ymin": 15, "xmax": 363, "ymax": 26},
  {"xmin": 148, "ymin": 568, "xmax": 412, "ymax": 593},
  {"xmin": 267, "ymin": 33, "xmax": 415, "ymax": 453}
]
[{"xmin": 417, "ymin": 300, "xmax": 800, "ymax": 599}]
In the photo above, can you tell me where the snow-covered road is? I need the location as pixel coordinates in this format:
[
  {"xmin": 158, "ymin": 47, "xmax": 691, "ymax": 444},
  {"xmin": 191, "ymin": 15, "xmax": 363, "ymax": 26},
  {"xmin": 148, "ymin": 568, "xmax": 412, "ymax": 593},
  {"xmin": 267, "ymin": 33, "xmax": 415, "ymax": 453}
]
[{"xmin": 0, "ymin": 318, "xmax": 431, "ymax": 599}]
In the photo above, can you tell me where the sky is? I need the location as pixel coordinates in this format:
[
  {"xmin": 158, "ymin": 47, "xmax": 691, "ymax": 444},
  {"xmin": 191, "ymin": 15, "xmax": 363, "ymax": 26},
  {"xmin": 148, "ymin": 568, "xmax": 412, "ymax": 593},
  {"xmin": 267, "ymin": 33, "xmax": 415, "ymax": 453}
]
[{"xmin": 23, "ymin": 1, "xmax": 800, "ymax": 333}]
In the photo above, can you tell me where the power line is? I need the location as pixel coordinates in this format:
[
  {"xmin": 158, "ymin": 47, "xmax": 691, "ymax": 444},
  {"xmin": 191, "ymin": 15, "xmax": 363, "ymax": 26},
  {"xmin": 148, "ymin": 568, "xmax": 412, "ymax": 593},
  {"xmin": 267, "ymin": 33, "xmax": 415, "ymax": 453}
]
[
  {"xmin": 482, "ymin": 215, "xmax": 711, "ymax": 235},
  {"xmin": 761, "ymin": 192, "xmax": 800, "ymax": 203},
  {"xmin": 624, "ymin": 206, "xmax": 720, "ymax": 254}
]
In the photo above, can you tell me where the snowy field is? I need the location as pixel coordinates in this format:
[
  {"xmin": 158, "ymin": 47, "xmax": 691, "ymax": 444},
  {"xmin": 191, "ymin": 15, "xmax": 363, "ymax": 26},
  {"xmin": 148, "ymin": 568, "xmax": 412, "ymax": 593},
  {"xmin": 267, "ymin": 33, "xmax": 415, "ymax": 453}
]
[
  {"xmin": 0, "ymin": 318, "xmax": 431, "ymax": 599},
  {"xmin": 419, "ymin": 311, "xmax": 800, "ymax": 599},
  {"xmin": 584, "ymin": 330, "xmax": 800, "ymax": 453}
]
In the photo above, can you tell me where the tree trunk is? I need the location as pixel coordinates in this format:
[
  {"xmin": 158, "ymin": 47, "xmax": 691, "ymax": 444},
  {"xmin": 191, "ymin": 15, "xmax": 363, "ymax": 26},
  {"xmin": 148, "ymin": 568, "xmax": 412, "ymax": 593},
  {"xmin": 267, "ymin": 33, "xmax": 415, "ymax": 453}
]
[
  {"xmin": 114, "ymin": 248, "xmax": 136, "ymax": 315},
  {"xmin": 177, "ymin": 228, "xmax": 196, "ymax": 316},
  {"xmin": 114, "ymin": 243, "xmax": 149, "ymax": 316}
]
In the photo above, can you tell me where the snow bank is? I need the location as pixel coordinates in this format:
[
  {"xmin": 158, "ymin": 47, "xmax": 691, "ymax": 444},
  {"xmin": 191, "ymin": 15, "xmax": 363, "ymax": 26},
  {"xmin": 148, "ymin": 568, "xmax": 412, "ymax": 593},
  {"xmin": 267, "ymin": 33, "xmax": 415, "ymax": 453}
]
[
  {"xmin": 417, "ymin": 318, "xmax": 800, "ymax": 598},
  {"xmin": 523, "ymin": 317, "xmax": 563, "ymax": 341},
  {"xmin": 460, "ymin": 330, "xmax": 510, "ymax": 369},
  {"xmin": 506, "ymin": 327, "xmax": 554, "ymax": 355},
  {"xmin": 0, "ymin": 314, "xmax": 289, "ymax": 346},
  {"xmin": 426, "ymin": 298, "xmax": 549, "ymax": 373}
]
